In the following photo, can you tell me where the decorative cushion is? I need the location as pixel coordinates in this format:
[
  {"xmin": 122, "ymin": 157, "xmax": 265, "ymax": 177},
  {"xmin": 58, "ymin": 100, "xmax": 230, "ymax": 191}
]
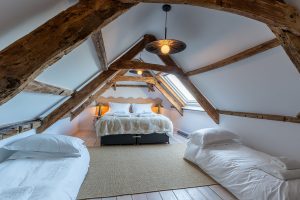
[{"xmin": 132, "ymin": 103, "xmax": 153, "ymax": 114}]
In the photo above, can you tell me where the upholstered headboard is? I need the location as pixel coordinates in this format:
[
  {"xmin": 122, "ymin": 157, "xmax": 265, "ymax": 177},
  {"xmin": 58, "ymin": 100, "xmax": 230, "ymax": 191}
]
[{"xmin": 95, "ymin": 96, "xmax": 163, "ymax": 116}]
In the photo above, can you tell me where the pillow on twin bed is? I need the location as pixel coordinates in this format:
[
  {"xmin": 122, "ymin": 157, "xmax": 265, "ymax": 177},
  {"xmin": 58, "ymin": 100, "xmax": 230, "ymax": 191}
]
[
  {"xmin": 132, "ymin": 103, "xmax": 153, "ymax": 114},
  {"xmin": 107, "ymin": 102, "xmax": 130, "ymax": 114},
  {"xmin": 189, "ymin": 128, "xmax": 239, "ymax": 147},
  {"xmin": 3, "ymin": 134, "xmax": 84, "ymax": 155}
]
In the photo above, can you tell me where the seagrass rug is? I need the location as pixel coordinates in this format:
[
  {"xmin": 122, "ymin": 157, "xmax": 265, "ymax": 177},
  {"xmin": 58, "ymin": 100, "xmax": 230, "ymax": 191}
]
[{"xmin": 78, "ymin": 144, "xmax": 215, "ymax": 199}]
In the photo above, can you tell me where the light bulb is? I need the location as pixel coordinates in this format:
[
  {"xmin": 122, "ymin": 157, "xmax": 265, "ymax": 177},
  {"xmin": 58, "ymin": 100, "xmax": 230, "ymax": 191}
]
[
  {"xmin": 137, "ymin": 70, "xmax": 143, "ymax": 75},
  {"xmin": 161, "ymin": 44, "xmax": 170, "ymax": 54}
]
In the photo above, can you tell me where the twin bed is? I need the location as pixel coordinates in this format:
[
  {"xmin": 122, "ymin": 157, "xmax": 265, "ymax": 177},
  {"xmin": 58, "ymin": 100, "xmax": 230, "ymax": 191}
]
[
  {"xmin": 184, "ymin": 128, "xmax": 300, "ymax": 200},
  {"xmin": 0, "ymin": 131, "xmax": 90, "ymax": 200}
]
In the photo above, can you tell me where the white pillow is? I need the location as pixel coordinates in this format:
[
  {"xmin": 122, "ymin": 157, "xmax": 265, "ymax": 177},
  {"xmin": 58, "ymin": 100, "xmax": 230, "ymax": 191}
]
[
  {"xmin": 132, "ymin": 103, "xmax": 153, "ymax": 114},
  {"xmin": 108, "ymin": 102, "xmax": 130, "ymax": 114},
  {"xmin": 0, "ymin": 130, "xmax": 36, "ymax": 163},
  {"xmin": 3, "ymin": 134, "xmax": 84, "ymax": 154},
  {"xmin": 190, "ymin": 128, "xmax": 239, "ymax": 147}
]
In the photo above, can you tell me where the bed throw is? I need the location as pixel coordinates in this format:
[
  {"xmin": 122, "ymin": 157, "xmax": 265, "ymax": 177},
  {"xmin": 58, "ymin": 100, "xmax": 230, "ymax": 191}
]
[{"xmin": 95, "ymin": 114, "xmax": 173, "ymax": 137}]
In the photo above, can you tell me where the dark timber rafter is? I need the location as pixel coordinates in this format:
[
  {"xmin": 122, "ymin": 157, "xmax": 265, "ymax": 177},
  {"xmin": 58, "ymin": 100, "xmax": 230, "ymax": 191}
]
[
  {"xmin": 1, "ymin": 0, "xmax": 300, "ymax": 107},
  {"xmin": 145, "ymin": 35, "xmax": 220, "ymax": 123},
  {"xmin": 91, "ymin": 30, "xmax": 108, "ymax": 71},
  {"xmin": 113, "ymin": 76, "xmax": 156, "ymax": 84},
  {"xmin": 142, "ymin": 71, "xmax": 184, "ymax": 115},
  {"xmin": 24, "ymin": 80, "xmax": 73, "ymax": 96},
  {"xmin": 186, "ymin": 39, "xmax": 281, "ymax": 76},
  {"xmin": 110, "ymin": 60, "xmax": 183, "ymax": 75},
  {"xmin": 219, "ymin": 110, "xmax": 300, "ymax": 123},
  {"xmin": 0, "ymin": 0, "xmax": 135, "ymax": 105},
  {"xmin": 120, "ymin": 0, "xmax": 300, "ymax": 35},
  {"xmin": 0, "ymin": 0, "xmax": 299, "ymax": 128},
  {"xmin": 70, "ymin": 35, "xmax": 154, "ymax": 120},
  {"xmin": 120, "ymin": 0, "xmax": 300, "ymax": 74},
  {"xmin": 37, "ymin": 69, "xmax": 118, "ymax": 133}
]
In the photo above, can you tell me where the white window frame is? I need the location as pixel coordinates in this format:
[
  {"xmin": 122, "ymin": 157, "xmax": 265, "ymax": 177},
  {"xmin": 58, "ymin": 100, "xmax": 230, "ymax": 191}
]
[{"xmin": 162, "ymin": 74, "xmax": 200, "ymax": 107}]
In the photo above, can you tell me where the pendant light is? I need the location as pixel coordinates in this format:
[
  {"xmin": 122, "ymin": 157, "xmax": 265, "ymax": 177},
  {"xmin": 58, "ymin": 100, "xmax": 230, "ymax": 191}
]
[
  {"xmin": 146, "ymin": 4, "xmax": 186, "ymax": 55},
  {"xmin": 129, "ymin": 53, "xmax": 146, "ymax": 75}
]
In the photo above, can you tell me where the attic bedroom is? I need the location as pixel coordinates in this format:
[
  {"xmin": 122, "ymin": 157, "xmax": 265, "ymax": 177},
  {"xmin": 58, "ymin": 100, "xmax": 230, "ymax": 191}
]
[{"xmin": 1, "ymin": 0, "xmax": 300, "ymax": 199}]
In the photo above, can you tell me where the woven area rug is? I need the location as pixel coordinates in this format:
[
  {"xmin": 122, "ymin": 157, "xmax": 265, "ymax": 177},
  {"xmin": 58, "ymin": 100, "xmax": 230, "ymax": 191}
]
[{"xmin": 78, "ymin": 144, "xmax": 215, "ymax": 199}]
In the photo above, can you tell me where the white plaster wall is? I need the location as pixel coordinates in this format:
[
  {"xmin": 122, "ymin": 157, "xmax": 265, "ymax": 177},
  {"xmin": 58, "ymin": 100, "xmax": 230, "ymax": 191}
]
[{"xmin": 42, "ymin": 117, "xmax": 79, "ymax": 136}]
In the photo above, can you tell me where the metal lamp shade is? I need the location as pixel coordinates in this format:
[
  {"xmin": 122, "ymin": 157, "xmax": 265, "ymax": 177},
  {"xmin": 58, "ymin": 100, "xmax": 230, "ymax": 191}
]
[{"xmin": 145, "ymin": 39, "xmax": 186, "ymax": 55}]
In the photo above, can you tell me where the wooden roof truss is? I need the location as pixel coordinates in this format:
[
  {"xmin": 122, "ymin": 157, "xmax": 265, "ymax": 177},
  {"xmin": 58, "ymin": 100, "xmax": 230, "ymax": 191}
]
[{"xmin": 0, "ymin": 0, "xmax": 300, "ymax": 134}]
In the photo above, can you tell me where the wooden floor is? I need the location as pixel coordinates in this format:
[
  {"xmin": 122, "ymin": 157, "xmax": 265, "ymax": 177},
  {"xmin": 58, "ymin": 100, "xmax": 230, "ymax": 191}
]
[
  {"xmin": 74, "ymin": 131, "xmax": 237, "ymax": 200},
  {"xmin": 88, "ymin": 185, "xmax": 237, "ymax": 200}
]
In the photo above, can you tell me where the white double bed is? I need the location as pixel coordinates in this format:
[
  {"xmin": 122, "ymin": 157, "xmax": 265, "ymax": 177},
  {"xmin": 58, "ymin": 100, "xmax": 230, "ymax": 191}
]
[
  {"xmin": 184, "ymin": 128, "xmax": 300, "ymax": 200},
  {"xmin": 95, "ymin": 113, "xmax": 173, "ymax": 137},
  {"xmin": 0, "ymin": 131, "xmax": 90, "ymax": 200}
]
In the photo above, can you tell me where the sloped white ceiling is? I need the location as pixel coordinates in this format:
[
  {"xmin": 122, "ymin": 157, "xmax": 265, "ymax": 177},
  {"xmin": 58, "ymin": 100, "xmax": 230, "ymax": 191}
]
[
  {"xmin": 0, "ymin": 92, "xmax": 64, "ymax": 126},
  {"xmin": 0, "ymin": 1, "xmax": 300, "ymax": 126},
  {"xmin": 190, "ymin": 46, "xmax": 300, "ymax": 116},
  {"xmin": 36, "ymin": 38, "xmax": 100, "ymax": 90}
]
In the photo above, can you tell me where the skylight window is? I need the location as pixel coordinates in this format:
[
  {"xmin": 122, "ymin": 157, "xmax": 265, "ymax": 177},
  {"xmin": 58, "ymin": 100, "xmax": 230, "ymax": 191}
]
[{"xmin": 163, "ymin": 74, "xmax": 199, "ymax": 106}]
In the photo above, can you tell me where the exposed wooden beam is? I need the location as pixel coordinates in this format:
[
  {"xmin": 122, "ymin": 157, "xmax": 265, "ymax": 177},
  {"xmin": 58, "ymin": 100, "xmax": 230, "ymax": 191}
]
[
  {"xmin": 91, "ymin": 30, "xmax": 108, "ymax": 71},
  {"xmin": 0, "ymin": 120, "xmax": 41, "ymax": 138},
  {"xmin": 70, "ymin": 35, "xmax": 154, "ymax": 120},
  {"xmin": 120, "ymin": 0, "xmax": 300, "ymax": 35},
  {"xmin": 113, "ymin": 84, "xmax": 149, "ymax": 88},
  {"xmin": 142, "ymin": 71, "xmax": 184, "ymax": 115},
  {"xmin": 155, "ymin": 75, "xmax": 185, "ymax": 106},
  {"xmin": 219, "ymin": 110, "xmax": 300, "ymax": 123},
  {"xmin": 154, "ymin": 81, "xmax": 183, "ymax": 116},
  {"xmin": 0, "ymin": 0, "xmax": 135, "ymax": 105},
  {"xmin": 110, "ymin": 60, "xmax": 182, "ymax": 75},
  {"xmin": 270, "ymin": 27, "xmax": 300, "ymax": 73},
  {"xmin": 114, "ymin": 76, "xmax": 156, "ymax": 84},
  {"xmin": 147, "ymin": 34, "xmax": 219, "ymax": 123},
  {"xmin": 69, "ymin": 72, "xmax": 126, "ymax": 120},
  {"xmin": 37, "ymin": 69, "xmax": 118, "ymax": 133},
  {"xmin": 24, "ymin": 80, "xmax": 73, "ymax": 96},
  {"xmin": 186, "ymin": 39, "xmax": 280, "ymax": 76}
]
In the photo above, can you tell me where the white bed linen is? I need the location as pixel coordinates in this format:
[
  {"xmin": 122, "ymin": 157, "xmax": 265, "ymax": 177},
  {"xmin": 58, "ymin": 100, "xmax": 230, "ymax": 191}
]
[
  {"xmin": 184, "ymin": 142, "xmax": 300, "ymax": 200},
  {"xmin": 95, "ymin": 114, "xmax": 173, "ymax": 137},
  {"xmin": 0, "ymin": 146, "xmax": 90, "ymax": 200}
]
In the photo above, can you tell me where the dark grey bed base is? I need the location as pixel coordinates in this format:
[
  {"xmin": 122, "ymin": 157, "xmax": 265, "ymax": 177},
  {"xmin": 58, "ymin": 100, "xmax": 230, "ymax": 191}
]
[{"xmin": 101, "ymin": 133, "xmax": 169, "ymax": 145}]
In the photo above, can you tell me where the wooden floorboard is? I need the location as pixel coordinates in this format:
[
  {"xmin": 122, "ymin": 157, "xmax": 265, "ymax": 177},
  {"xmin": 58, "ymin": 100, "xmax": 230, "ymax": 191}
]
[
  {"xmin": 102, "ymin": 197, "xmax": 117, "ymax": 200},
  {"xmin": 209, "ymin": 185, "xmax": 238, "ymax": 200},
  {"xmin": 132, "ymin": 194, "xmax": 148, "ymax": 200},
  {"xmin": 197, "ymin": 187, "xmax": 222, "ymax": 200},
  {"xmin": 117, "ymin": 195, "xmax": 132, "ymax": 200},
  {"xmin": 185, "ymin": 187, "xmax": 208, "ymax": 200},
  {"xmin": 159, "ymin": 191, "xmax": 178, "ymax": 200},
  {"xmin": 90, "ymin": 186, "xmax": 235, "ymax": 200},
  {"xmin": 145, "ymin": 192, "xmax": 162, "ymax": 200}
]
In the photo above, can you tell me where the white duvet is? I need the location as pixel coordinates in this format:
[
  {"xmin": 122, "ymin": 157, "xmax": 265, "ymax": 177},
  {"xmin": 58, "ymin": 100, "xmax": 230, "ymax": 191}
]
[
  {"xmin": 95, "ymin": 114, "xmax": 173, "ymax": 137},
  {"xmin": 184, "ymin": 142, "xmax": 300, "ymax": 200},
  {"xmin": 0, "ymin": 146, "xmax": 90, "ymax": 200}
]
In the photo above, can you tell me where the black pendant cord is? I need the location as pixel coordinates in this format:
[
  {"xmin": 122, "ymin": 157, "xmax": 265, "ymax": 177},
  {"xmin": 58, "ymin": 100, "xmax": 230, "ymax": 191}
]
[{"xmin": 164, "ymin": 9, "xmax": 168, "ymax": 40}]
